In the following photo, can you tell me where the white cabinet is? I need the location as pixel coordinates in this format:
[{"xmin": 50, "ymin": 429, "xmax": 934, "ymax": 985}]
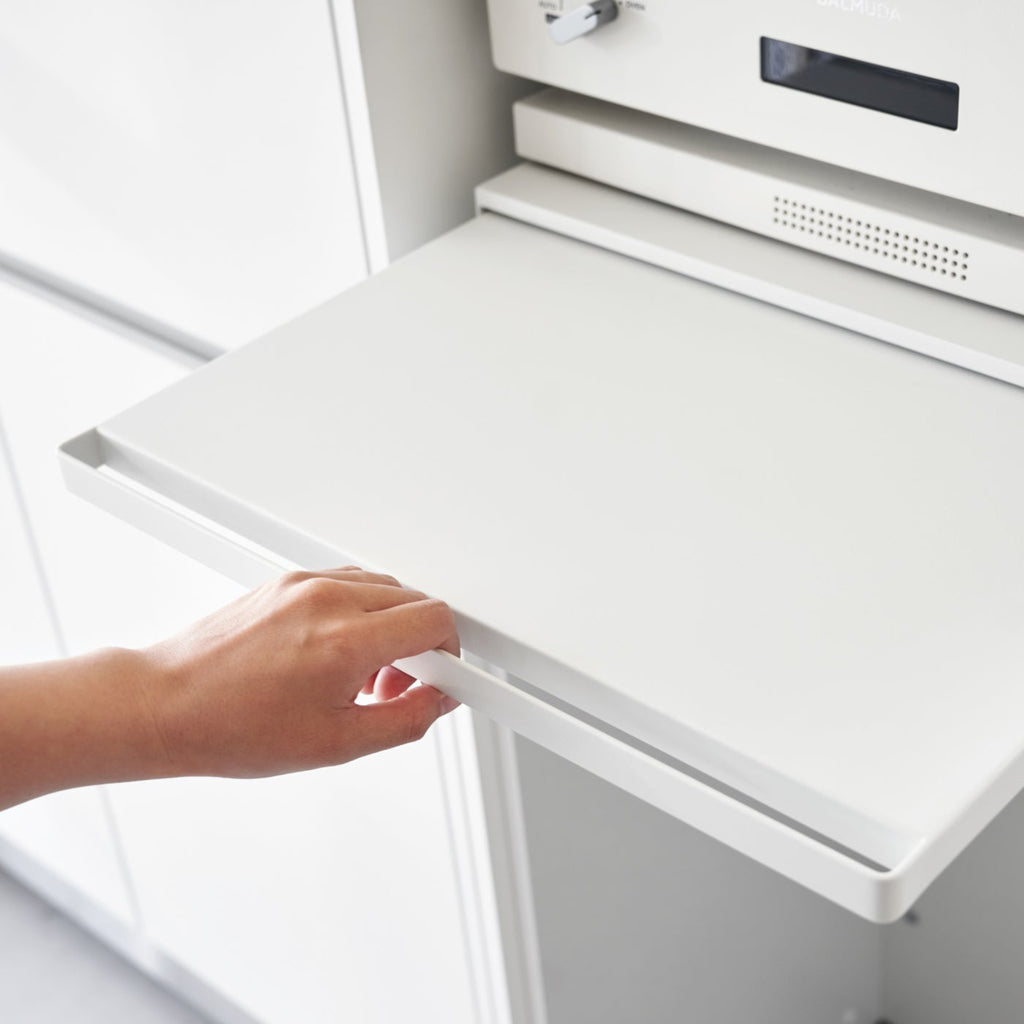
[
  {"xmin": 0, "ymin": 357, "xmax": 135, "ymax": 925},
  {"xmin": 0, "ymin": 281, "xmax": 243, "ymax": 657},
  {"xmin": 0, "ymin": 399, "xmax": 55, "ymax": 667},
  {"xmin": 0, "ymin": 1, "xmax": 368, "ymax": 353},
  {"xmin": 0, "ymin": 3, "xmax": 528, "ymax": 1020},
  {"xmin": 7, "ymin": 0, "xmax": 1023, "ymax": 1019},
  {"xmin": 0, "ymin": 275, "xmax": 219, "ymax": 927},
  {"xmin": 0, "ymin": 788, "xmax": 136, "ymax": 928},
  {"xmin": 109, "ymin": 745, "xmax": 479, "ymax": 1024}
]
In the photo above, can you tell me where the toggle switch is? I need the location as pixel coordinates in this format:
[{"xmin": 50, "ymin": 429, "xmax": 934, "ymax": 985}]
[{"xmin": 546, "ymin": 0, "xmax": 618, "ymax": 45}]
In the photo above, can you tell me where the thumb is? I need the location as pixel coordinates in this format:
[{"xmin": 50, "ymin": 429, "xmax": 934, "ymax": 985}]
[{"xmin": 345, "ymin": 685, "xmax": 459, "ymax": 757}]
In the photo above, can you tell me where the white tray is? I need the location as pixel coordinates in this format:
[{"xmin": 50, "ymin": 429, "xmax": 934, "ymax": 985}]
[{"xmin": 61, "ymin": 168, "xmax": 1024, "ymax": 922}]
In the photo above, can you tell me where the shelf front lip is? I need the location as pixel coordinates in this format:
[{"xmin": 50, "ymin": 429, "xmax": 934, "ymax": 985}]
[
  {"xmin": 59, "ymin": 426, "xmax": 933, "ymax": 922},
  {"xmin": 476, "ymin": 163, "xmax": 1024, "ymax": 390}
]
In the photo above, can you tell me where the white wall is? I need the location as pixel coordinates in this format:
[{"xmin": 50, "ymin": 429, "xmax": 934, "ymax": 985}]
[
  {"xmin": 0, "ymin": 1, "xmax": 368, "ymax": 354},
  {"xmin": 342, "ymin": 0, "xmax": 534, "ymax": 266}
]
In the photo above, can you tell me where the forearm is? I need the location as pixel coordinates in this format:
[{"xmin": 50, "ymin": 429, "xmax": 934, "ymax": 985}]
[
  {"xmin": 0, "ymin": 570, "xmax": 459, "ymax": 812},
  {"xmin": 0, "ymin": 648, "xmax": 168, "ymax": 811}
]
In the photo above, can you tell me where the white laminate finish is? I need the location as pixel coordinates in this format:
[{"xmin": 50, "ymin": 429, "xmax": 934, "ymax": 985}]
[
  {"xmin": 880, "ymin": 790, "xmax": 1024, "ymax": 1024},
  {"xmin": 0, "ymin": 411, "xmax": 56, "ymax": 666},
  {"xmin": 60, "ymin": 431, "xmax": 906, "ymax": 919},
  {"xmin": 338, "ymin": 0, "xmax": 532, "ymax": 266},
  {"xmin": 0, "ymin": 279, "xmax": 242, "ymax": 656},
  {"xmin": 110, "ymin": 739, "xmax": 480, "ymax": 1024},
  {"xmin": 0, "ymin": 1, "xmax": 367, "ymax": 352},
  {"xmin": 0, "ymin": 869, "xmax": 209, "ymax": 1024},
  {"xmin": 65, "ymin": 202, "xmax": 1024, "ymax": 919},
  {"xmin": 0, "ymin": 790, "xmax": 136, "ymax": 929}
]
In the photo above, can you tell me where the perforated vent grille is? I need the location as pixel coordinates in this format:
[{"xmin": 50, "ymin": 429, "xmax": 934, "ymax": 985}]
[{"xmin": 772, "ymin": 196, "xmax": 969, "ymax": 282}]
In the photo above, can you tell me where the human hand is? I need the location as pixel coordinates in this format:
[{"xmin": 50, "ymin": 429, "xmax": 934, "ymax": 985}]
[{"xmin": 136, "ymin": 568, "xmax": 461, "ymax": 780}]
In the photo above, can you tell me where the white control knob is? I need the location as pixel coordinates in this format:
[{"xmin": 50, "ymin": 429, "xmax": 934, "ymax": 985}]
[{"xmin": 547, "ymin": 0, "xmax": 618, "ymax": 45}]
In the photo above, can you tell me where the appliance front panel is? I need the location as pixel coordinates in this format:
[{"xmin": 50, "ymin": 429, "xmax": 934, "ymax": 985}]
[{"xmin": 487, "ymin": 0, "xmax": 1023, "ymax": 217}]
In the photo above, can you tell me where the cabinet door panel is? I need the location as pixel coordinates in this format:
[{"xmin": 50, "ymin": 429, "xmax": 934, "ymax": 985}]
[
  {"xmin": 0, "ymin": 413, "xmax": 55, "ymax": 666},
  {"xmin": 1, "ymin": 280, "xmax": 479, "ymax": 1024},
  {"xmin": 0, "ymin": 384, "xmax": 130, "ymax": 922},
  {"xmin": 0, "ymin": 280, "xmax": 243, "ymax": 654},
  {"xmin": 0, "ymin": 789, "xmax": 136, "ymax": 926},
  {"xmin": 0, "ymin": 277, "xmax": 238, "ymax": 924},
  {"xmin": 110, "ymin": 739, "xmax": 478, "ymax": 1024},
  {"xmin": 0, "ymin": 1, "xmax": 367, "ymax": 352}
]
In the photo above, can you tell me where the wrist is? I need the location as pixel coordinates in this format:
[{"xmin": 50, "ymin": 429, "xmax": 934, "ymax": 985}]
[
  {"xmin": 126, "ymin": 644, "xmax": 188, "ymax": 781},
  {"xmin": 76, "ymin": 646, "xmax": 182, "ymax": 785}
]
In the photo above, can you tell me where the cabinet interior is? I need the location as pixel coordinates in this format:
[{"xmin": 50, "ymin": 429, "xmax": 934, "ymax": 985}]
[{"xmin": 513, "ymin": 736, "xmax": 1024, "ymax": 1024}]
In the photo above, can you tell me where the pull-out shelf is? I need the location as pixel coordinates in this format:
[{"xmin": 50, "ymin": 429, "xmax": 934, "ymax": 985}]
[{"xmin": 62, "ymin": 165, "xmax": 1024, "ymax": 922}]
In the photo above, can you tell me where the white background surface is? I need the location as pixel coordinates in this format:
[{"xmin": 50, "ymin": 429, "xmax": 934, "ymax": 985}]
[
  {"xmin": 0, "ymin": 404, "xmax": 57, "ymax": 667},
  {"xmin": 0, "ymin": 868, "xmax": 207, "ymax": 1024},
  {"xmin": 0, "ymin": 1, "xmax": 368, "ymax": 351}
]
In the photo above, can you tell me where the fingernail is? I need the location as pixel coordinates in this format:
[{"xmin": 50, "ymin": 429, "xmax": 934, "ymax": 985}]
[{"xmin": 440, "ymin": 695, "xmax": 461, "ymax": 715}]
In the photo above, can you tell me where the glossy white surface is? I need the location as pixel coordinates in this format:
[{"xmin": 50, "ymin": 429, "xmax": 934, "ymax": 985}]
[
  {"xmin": 0, "ymin": 403, "xmax": 56, "ymax": 666},
  {"xmin": 110, "ymin": 739, "xmax": 479, "ymax": 1024},
  {"xmin": 0, "ymin": 868, "xmax": 208, "ymax": 1024},
  {"xmin": 0, "ymin": 274, "xmax": 201, "ymax": 926},
  {"xmin": 0, "ymin": 281, "xmax": 241, "ymax": 656},
  {"xmin": 0, "ymin": 1, "xmax": 367, "ymax": 351},
  {"xmin": 87, "ymin": 208, "xmax": 1024, "ymax": 916}
]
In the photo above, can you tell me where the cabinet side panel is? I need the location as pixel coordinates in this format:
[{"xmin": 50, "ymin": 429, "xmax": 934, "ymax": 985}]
[
  {"xmin": 348, "ymin": 0, "xmax": 533, "ymax": 261},
  {"xmin": 514, "ymin": 737, "xmax": 883, "ymax": 1024},
  {"xmin": 881, "ymin": 791, "xmax": 1024, "ymax": 1024},
  {"xmin": 0, "ymin": 0, "xmax": 367, "ymax": 351},
  {"xmin": 110, "ymin": 740, "xmax": 479, "ymax": 1024},
  {"xmin": 0, "ymin": 411, "xmax": 57, "ymax": 665}
]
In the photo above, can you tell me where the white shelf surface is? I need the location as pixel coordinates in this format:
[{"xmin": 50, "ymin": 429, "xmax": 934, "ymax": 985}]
[{"xmin": 62, "ymin": 179, "xmax": 1024, "ymax": 922}]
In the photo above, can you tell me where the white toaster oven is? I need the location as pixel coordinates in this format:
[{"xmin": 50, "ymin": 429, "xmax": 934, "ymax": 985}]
[{"xmin": 488, "ymin": 0, "xmax": 1023, "ymax": 217}]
